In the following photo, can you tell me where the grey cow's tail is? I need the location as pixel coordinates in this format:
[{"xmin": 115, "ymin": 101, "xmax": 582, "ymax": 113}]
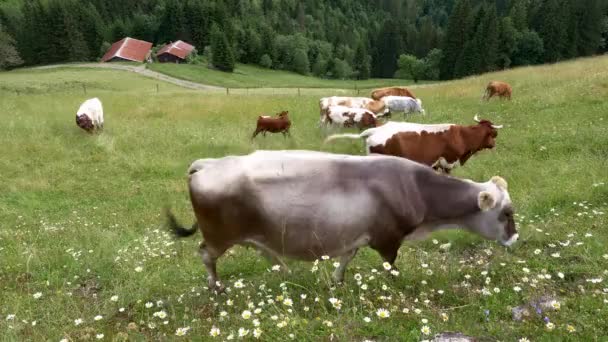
[
  {"xmin": 165, "ymin": 207, "xmax": 198, "ymax": 238},
  {"xmin": 323, "ymin": 128, "xmax": 376, "ymax": 144}
]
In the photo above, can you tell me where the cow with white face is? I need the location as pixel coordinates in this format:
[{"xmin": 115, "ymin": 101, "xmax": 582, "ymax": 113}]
[{"xmin": 166, "ymin": 150, "xmax": 518, "ymax": 292}]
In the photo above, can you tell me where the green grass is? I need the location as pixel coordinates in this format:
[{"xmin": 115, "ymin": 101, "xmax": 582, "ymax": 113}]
[
  {"xmin": 1, "ymin": 56, "xmax": 608, "ymax": 341},
  {"xmin": 147, "ymin": 62, "xmax": 416, "ymax": 89}
]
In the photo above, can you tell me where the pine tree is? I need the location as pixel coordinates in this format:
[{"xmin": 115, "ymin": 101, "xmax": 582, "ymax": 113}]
[
  {"xmin": 537, "ymin": 0, "xmax": 568, "ymax": 63},
  {"xmin": 0, "ymin": 24, "xmax": 23, "ymax": 69},
  {"xmin": 373, "ymin": 18, "xmax": 401, "ymax": 78},
  {"xmin": 453, "ymin": 4, "xmax": 484, "ymax": 78},
  {"xmin": 577, "ymin": 0, "xmax": 606, "ymax": 56},
  {"xmin": 156, "ymin": 0, "xmax": 187, "ymax": 44},
  {"xmin": 210, "ymin": 23, "xmax": 235, "ymax": 72},
  {"xmin": 509, "ymin": 0, "xmax": 529, "ymax": 31},
  {"xmin": 479, "ymin": 4, "xmax": 499, "ymax": 72},
  {"xmin": 497, "ymin": 17, "xmax": 518, "ymax": 68},
  {"xmin": 352, "ymin": 40, "xmax": 371, "ymax": 80},
  {"xmin": 440, "ymin": 0, "xmax": 473, "ymax": 79}
]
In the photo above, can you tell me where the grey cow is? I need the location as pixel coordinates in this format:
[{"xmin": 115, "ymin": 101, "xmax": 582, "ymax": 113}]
[{"xmin": 166, "ymin": 150, "xmax": 518, "ymax": 292}]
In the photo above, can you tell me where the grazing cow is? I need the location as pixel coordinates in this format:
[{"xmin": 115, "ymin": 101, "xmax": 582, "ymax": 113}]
[
  {"xmin": 325, "ymin": 106, "xmax": 378, "ymax": 130},
  {"xmin": 483, "ymin": 81, "xmax": 512, "ymax": 101},
  {"xmin": 371, "ymin": 86, "xmax": 416, "ymax": 100},
  {"xmin": 371, "ymin": 116, "xmax": 502, "ymax": 173},
  {"xmin": 325, "ymin": 121, "xmax": 455, "ymax": 154},
  {"xmin": 76, "ymin": 97, "xmax": 104, "ymax": 133},
  {"xmin": 166, "ymin": 150, "xmax": 518, "ymax": 291},
  {"xmin": 319, "ymin": 97, "xmax": 386, "ymax": 123},
  {"xmin": 381, "ymin": 96, "xmax": 424, "ymax": 118},
  {"xmin": 252, "ymin": 111, "xmax": 291, "ymax": 139}
]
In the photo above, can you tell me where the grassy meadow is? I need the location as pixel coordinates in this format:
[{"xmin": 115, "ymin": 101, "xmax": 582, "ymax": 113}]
[
  {"xmin": 1, "ymin": 56, "xmax": 608, "ymax": 341},
  {"xmin": 147, "ymin": 62, "xmax": 415, "ymax": 89}
]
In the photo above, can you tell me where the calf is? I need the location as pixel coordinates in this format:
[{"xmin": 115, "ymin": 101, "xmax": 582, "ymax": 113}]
[
  {"xmin": 325, "ymin": 106, "xmax": 378, "ymax": 130},
  {"xmin": 371, "ymin": 115, "xmax": 503, "ymax": 173},
  {"xmin": 166, "ymin": 150, "xmax": 518, "ymax": 292},
  {"xmin": 483, "ymin": 81, "xmax": 512, "ymax": 101},
  {"xmin": 76, "ymin": 97, "xmax": 104, "ymax": 133},
  {"xmin": 252, "ymin": 111, "xmax": 291, "ymax": 139},
  {"xmin": 371, "ymin": 86, "xmax": 416, "ymax": 100}
]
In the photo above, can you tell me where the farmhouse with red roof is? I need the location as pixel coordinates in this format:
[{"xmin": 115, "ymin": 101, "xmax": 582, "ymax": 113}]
[
  {"xmin": 101, "ymin": 37, "xmax": 152, "ymax": 63},
  {"xmin": 156, "ymin": 40, "xmax": 195, "ymax": 63}
]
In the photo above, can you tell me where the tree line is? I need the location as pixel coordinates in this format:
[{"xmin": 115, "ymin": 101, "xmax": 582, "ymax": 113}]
[{"xmin": 1, "ymin": 0, "xmax": 607, "ymax": 80}]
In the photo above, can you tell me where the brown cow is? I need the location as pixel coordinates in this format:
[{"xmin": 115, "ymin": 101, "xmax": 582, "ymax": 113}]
[
  {"xmin": 252, "ymin": 111, "xmax": 291, "ymax": 139},
  {"xmin": 371, "ymin": 86, "xmax": 416, "ymax": 101},
  {"xmin": 483, "ymin": 81, "xmax": 512, "ymax": 101},
  {"xmin": 369, "ymin": 115, "xmax": 503, "ymax": 174}
]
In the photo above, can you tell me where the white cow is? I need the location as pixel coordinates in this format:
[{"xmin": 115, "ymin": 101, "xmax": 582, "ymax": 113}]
[
  {"xmin": 76, "ymin": 97, "xmax": 104, "ymax": 132},
  {"xmin": 382, "ymin": 96, "xmax": 424, "ymax": 118}
]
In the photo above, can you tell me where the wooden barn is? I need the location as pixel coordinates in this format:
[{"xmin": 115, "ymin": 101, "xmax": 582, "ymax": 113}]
[
  {"xmin": 156, "ymin": 40, "xmax": 195, "ymax": 63},
  {"xmin": 101, "ymin": 37, "xmax": 153, "ymax": 63}
]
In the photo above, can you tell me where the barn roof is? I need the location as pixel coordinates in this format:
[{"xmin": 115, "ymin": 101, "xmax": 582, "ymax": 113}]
[
  {"xmin": 101, "ymin": 37, "xmax": 153, "ymax": 63},
  {"xmin": 156, "ymin": 40, "xmax": 195, "ymax": 60}
]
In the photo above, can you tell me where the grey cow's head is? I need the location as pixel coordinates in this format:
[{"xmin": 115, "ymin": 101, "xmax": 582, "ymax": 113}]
[{"xmin": 469, "ymin": 176, "xmax": 518, "ymax": 247}]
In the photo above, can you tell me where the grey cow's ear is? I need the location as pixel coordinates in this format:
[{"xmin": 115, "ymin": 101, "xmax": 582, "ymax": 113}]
[
  {"xmin": 490, "ymin": 176, "xmax": 508, "ymax": 190},
  {"xmin": 478, "ymin": 191, "xmax": 496, "ymax": 211}
]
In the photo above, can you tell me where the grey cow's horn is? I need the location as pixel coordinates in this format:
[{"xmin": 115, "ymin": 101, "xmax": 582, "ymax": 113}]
[
  {"xmin": 473, "ymin": 114, "xmax": 481, "ymax": 123},
  {"xmin": 491, "ymin": 124, "xmax": 504, "ymax": 129}
]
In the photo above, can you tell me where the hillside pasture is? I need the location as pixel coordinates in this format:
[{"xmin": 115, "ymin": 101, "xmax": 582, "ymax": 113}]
[{"xmin": 1, "ymin": 57, "xmax": 608, "ymax": 341}]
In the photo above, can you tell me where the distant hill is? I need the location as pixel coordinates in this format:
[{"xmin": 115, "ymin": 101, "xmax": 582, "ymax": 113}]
[{"xmin": 0, "ymin": 0, "xmax": 606, "ymax": 80}]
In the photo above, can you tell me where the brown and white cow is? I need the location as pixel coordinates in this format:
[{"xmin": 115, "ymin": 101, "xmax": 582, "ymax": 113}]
[
  {"xmin": 319, "ymin": 97, "xmax": 386, "ymax": 124},
  {"xmin": 252, "ymin": 111, "xmax": 291, "ymax": 138},
  {"xmin": 324, "ymin": 106, "xmax": 378, "ymax": 130},
  {"xmin": 483, "ymin": 81, "xmax": 512, "ymax": 101},
  {"xmin": 325, "ymin": 116, "xmax": 502, "ymax": 173},
  {"xmin": 372, "ymin": 116, "xmax": 503, "ymax": 173},
  {"xmin": 166, "ymin": 150, "xmax": 518, "ymax": 291},
  {"xmin": 371, "ymin": 86, "xmax": 416, "ymax": 101}
]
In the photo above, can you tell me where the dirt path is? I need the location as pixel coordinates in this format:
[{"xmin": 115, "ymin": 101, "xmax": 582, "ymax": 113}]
[{"xmin": 33, "ymin": 63, "xmax": 225, "ymax": 91}]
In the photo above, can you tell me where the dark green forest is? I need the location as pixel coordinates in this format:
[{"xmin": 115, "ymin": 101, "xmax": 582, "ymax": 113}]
[{"xmin": 0, "ymin": 0, "xmax": 607, "ymax": 80}]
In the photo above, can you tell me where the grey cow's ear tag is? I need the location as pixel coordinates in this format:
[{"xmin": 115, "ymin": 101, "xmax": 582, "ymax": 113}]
[{"xmin": 477, "ymin": 191, "xmax": 496, "ymax": 211}]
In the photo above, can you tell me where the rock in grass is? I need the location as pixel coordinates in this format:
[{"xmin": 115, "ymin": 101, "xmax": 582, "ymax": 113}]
[
  {"xmin": 512, "ymin": 295, "xmax": 561, "ymax": 321},
  {"xmin": 431, "ymin": 332, "xmax": 478, "ymax": 342}
]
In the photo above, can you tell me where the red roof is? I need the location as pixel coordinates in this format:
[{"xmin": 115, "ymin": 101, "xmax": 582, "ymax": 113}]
[
  {"xmin": 156, "ymin": 40, "xmax": 195, "ymax": 60},
  {"xmin": 101, "ymin": 37, "xmax": 153, "ymax": 62}
]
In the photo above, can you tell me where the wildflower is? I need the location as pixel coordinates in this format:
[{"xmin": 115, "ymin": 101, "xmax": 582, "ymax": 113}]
[
  {"xmin": 283, "ymin": 298, "xmax": 293, "ymax": 307},
  {"xmin": 421, "ymin": 318, "xmax": 428, "ymax": 324},
  {"xmin": 321, "ymin": 255, "xmax": 330, "ymax": 260},
  {"xmin": 323, "ymin": 320, "xmax": 333, "ymax": 327},
  {"xmin": 253, "ymin": 328, "xmax": 262, "ymax": 338},
  {"xmin": 354, "ymin": 273, "xmax": 362, "ymax": 281},
  {"xmin": 513, "ymin": 286, "xmax": 522, "ymax": 292},
  {"xmin": 220, "ymin": 311, "xmax": 228, "ymax": 317},
  {"xmin": 277, "ymin": 321, "xmax": 287, "ymax": 328},
  {"xmin": 135, "ymin": 266, "xmax": 143, "ymax": 272},
  {"xmin": 414, "ymin": 309, "xmax": 422, "ymax": 314},
  {"xmin": 226, "ymin": 299, "xmax": 234, "ymax": 306},
  {"xmin": 432, "ymin": 239, "xmax": 438, "ymax": 244},
  {"xmin": 333, "ymin": 262, "xmax": 340, "ymax": 268},
  {"xmin": 238, "ymin": 328, "xmax": 250, "ymax": 337},
  {"xmin": 145, "ymin": 302, "xmax": 154, "ymax": 308},
  {"xmin": 118, "ymin": 308, "xmax": 125, "ymax": 313},
  {"xmin": 551, "ymin": 252, "xmax": 560, "ymax": 258},
  {"xmin": 300, "ymin": 294, "xmax": 307, "ymax": 299},
  {"xmin": 518, "ymin": 338, "xmax": 530, "ymax": 342},
  {"xmin": 376, "ymin": 308, "xmax": 390, "ymax": 319},
  {"xmin": 209, "ymin": 326, "xmax": 221, "ymax": 337},
  {"xmin": 391, "ymin": 270, "xmax": 400, "ymax": 276},
  {"xmin": 551, "ymin": 301, "xmax": 561, "ymax": 310},
  {"xmin": 6, "ymin": 314, "xmax": 15, "ymax": 321},
  {"xmin": 493, "ymin": 287, "xmax": 500, "ymax": 293},
  {"xmin": 546, "ymin": 322, "xmax": 555, "ymax": 331},
  {"xmin": 241, "ymin": 310, "xmax": 252, "ymax": 320},
  {"xmin": 363, "ymin": 317, "xmax": 371, "ymax": 323},
  {"xmin": 329, "ymin": 298, "xmax": 342, "ymax": 310},
  {"xmin": 33, "ymin": 292, "xmax": 42, "ymax": 299},
  {"xmin": 558, "ymin": 272, "xmax": 565, "ymax": 279},
  {"xmin": 311, "ymin": 265, "xmax": 318, "ymax": 272},
  {"xmin": 234, "ymin": 280, "xmax": 244, "ymax": 288},
  {"xmin": 441, "ymin": 313, "xmax": 449, "ymax": 322},
  {"xmin": 175, "ymin": 327, "xmax": 191, "ymax": 336},
  {"xmin": 96, "ymin": 334, "xmax": 104, "ymax": 340},
  {"xmin": 566, "ymin": 325, "xmax": 576, "ymax": 333},
  {"xmin": 227, "ymin": 334, "xmax": 234, "ymax": 340},
  {"xmin": 523, "ymin": 267, "xmax": 530, "ymax": 273},
  {"xmin": 74, "ymin": 318, "xmax": 83, "ymax": 326},
  {"xmin": 153, "ymin": 311, "xmax": 167, "ymax": 319},
  {"xmin": 421, "ymin": 325, "xmax": 431, "ymax": 335},
  {"xmin": 361, "ymin": 284, "xmax": 368, "ymax": 290},
  {"xmin": 271, "ymin": 265, "xmax": 281, "ymax": 272},
  {"xmin": 383, "ymin": 262, "xmax": 392, "ymax": 270},
  {"xmin": 534, "ymin": 249, "xmax": 541, "ymax": 255},
  {"xmin": 110, "ymin": 295, "xmax": 118, "ymax": 302},
  {"xmin": 253, "ymin": 319, "xmax": 260, "ymax": 327},
  {"xmin": 271, "ymin": 315, "xmax": 278, "ymax": 321}
]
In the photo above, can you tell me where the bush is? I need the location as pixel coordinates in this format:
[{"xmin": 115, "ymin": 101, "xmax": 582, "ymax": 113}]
[{"xmin": 259, "ymin": 54, "xmax": 272, "ymax": 68}]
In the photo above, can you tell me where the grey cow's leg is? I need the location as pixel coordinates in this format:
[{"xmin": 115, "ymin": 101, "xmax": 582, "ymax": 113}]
[
  {"xmin": 199, "ymin": 242, "xmax": 226, "ymax": 293},
  {"xmin": 332, "ymin": 249, "xmax": 358, "ymax": 283}
]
